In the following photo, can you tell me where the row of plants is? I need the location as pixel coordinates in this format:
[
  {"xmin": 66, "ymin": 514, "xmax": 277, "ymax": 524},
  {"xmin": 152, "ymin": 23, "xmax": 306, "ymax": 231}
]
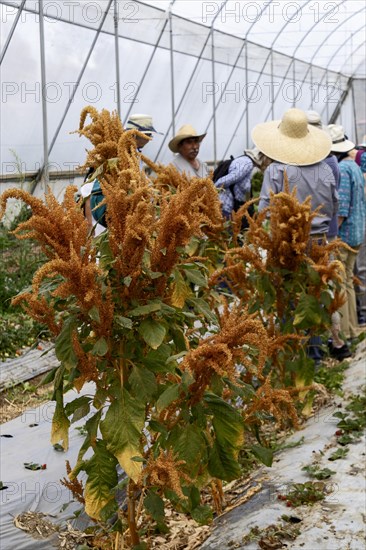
[
  {"xmin": 0, "ymin": 205, "xmax": 51, "ymax": 360},
  {"xmin": 0, "ymin": 106, "xmax": 347, "ymax": 549}
]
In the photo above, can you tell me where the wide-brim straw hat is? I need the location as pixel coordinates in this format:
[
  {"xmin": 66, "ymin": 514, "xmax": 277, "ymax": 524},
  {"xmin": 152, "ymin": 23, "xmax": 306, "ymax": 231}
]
[
  {"xmin": 326, "ymin": 124, "xmax": 355, "ymax": 153},
  {"xmin": 251, "ymin": 108, "xmax": 332, "ymax": 166},
  {"xmin": 169, "ymin": 124, "xmax": 206, "ymax": 153},
  {"xmin": 125, "ymin": 114, "xmax": 162, "ymax": 135}
]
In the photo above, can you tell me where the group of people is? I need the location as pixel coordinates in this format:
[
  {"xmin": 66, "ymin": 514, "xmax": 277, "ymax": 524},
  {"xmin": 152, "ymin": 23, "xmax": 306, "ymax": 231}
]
[{"xmin": 80, "ymin": 108, "xmax": 366, "ymax": 361}]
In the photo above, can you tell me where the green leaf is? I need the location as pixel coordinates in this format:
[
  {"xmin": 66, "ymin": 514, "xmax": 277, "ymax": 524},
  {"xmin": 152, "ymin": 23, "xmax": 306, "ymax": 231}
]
[
  {"xmin": 205, "ymin": 394, "xmax": 244, "ymax": 481},
  {"xmin": 65, "ymin": 396, "xmax": 91, "ymax": 417},
  {"xmin": 144, "ymin": 490, "xmax": 165, "ymax": 522},
  {"xmin": 92, "ymin": 337, "xmax": 109, "ymax": 356},
  {"xmin": 100, "ymin": 388, "xmax": 145, "ymax": 482},
  {"xmin": 129, "ymin": 303, "xmax": 161, "ymax": 316},
  {"xmin": 138, "ymin": 318, "xmax": 166, "ymax": 349},
  {"xmin": 188, "ymin": 298, "xmax": 218, "ymax": 324},
  {"xmin": 39, "ymin": 366, "xmax": 58, "ymax": 386},
  {"xmin": 156, "ymin": 384, "xmax": 180, "ymax": 413},
  {"xmin": 129, "ymin": 365, "xmax": 157, "ymax": 402},
  {"xmin": 191, "ymin": 504, "xmax": 213, "ymax": 525},
  {"xmin": 142, "ymin": 344, "xmax": 173, "ymax": 373},
  {"xmin": 250, "ymin": 444, "xmax": 273, "ymax": 467},
  {"xmin": 170, "ymin": 425, "xmax": 207, "ymax": 475},
  {"xmin": 293, "ymin": 293, "xmax": 328, "ymax": 329},
  {"xmin": 124, "ymin": 276, "xmax": 132, "ymax": 287},
  {"xmin": 208, "ymin": 440, "xmax": 242, "ymax": 481},
  {"xmin": 83, "ymin": 440, "xmax": 118, "ymax": 520},
  {"xmin": 115, "ymin": 316, "xmax": 133, "ymax": 330},
  {"xmin": 88, "ymin": 306, "xmax": 100, "ymax": 323},
  {"xmin": 51, "ymin": 389, "xmax": 70, "ymax": 451},
  {"xmin": 73, "ymin": 410, "xmax": 103, "ymax": 471},
  {"xmin": 171, "ymin": 268, "xmax": 193, "ymax": 308},
  {"xmin": 55, "ymin": 318, "xmax": 78, "ymax": 369},
  {"xmin": 183, "ymin": 268, "xmax": 207, "ymax": 287}
]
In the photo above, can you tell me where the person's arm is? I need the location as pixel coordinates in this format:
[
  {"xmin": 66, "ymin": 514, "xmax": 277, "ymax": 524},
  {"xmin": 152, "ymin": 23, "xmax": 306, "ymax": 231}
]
[
  {"xmin": 338, "ymin": 163, "xmax": 352, "ymax": 219},
  {"xmin": 84, "ymin": 196, "xmax": 94, "ymax": 232},
  {"xmin": 214, "ymin": 157, "xmax": 251, "ymax": 190}
]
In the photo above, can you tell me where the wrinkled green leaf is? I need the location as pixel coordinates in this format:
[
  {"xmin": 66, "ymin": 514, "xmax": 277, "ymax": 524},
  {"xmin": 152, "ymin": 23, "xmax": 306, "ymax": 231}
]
[
  {"xmin": 138, "ymin": 318, "xmax": 166, "ymax": 349},
  {"xmin": 115, "ymin": 316, "xmax": 133, "ymax": 330},
  {"xmin": 156, "ymin": 384, "xmax": 180, "ymax": 413},
  {"xmin": 293, "ymin": 293, "xmax": 328, "ymax": 328},
  {"xmin": 129, "ymin": 303, "xmax": 161, "ymax": 316},
  {"xmin": 88, "ymin": 306, "xmax": 100, "ymax": 323},
  {"xmin": 55, "ymin": 318, "xmax": 78, "ymax": 369},
  {"xmin": 92, "ymin": 337, "xmax": 109, "ymax": 356},
  {"xmin": 144, "ymin": 490, "xmax": 165, "ymax": 522},
  {"xmin": 100, "ymin": 388, "xmax": 145, "ymax": 481},
  {"xmin": 183, "ymin": 268, "xmax": 207, "ymax": 287},
  {"xmin": 250, "ymin": 444, "xmax": 273, "ymax": 467},
  {"xmin": 83, "ymin": 440, "xmax": 118, "ymax": 520},
  {"xmin": 129, "ymin": 365, "xmax": 157, "ymax": 402}
]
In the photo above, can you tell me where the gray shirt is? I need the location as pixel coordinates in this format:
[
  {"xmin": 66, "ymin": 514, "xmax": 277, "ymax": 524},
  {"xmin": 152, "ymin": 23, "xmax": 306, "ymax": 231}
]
[
  {"xmin": 171, "ymin": 153, "xmax": 209, "ymax": 178},
  {"xmin": 259, "ymin": 162, "xmax": 338, "ymax": 235}
]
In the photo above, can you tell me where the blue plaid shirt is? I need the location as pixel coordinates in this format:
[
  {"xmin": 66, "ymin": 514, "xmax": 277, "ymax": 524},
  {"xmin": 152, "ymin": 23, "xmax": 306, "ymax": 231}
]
[
  {"xmin": 214, "ymin": 155, "xmax": 253, "ymax": 218},
  {"xmin": 338, "ymin": 160, "xmax": 366, "ymax": 247}
]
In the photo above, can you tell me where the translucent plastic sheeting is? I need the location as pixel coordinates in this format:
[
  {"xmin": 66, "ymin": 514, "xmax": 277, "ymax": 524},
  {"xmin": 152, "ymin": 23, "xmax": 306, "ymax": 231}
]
[
  {"xmin": 0, "ymin": 0, "xmax": 364, "ymax": 178},
  {"xmin": 0, "ymin": 382, "xmax": 96, "ymax": 550}
]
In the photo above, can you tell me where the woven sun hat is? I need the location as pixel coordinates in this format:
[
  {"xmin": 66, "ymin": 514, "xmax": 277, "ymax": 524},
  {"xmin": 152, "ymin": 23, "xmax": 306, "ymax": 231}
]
[
  {"xmin": 326, "ymin": 124, "xmax": 355, "ymax": 153},
  {"xmin": 168, "ymin": 124, "xmax": 206, "ymax": 153},
  {"xmin": 125, "ymin": 114, "xmax": 162, "ymax": 135},
  {"xmin": 306, "ymin": 110, "xmax": 323, "ymax": 129},
  {"xmin": 251, "ymin": 108, "xmax": 332, "ymax": 166}
]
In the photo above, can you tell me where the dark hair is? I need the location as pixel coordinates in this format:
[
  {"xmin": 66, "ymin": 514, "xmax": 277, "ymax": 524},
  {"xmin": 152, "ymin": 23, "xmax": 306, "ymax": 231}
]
[{"xmin": 335, "ymin": 151, "xmax": 350, "ymax": 162}]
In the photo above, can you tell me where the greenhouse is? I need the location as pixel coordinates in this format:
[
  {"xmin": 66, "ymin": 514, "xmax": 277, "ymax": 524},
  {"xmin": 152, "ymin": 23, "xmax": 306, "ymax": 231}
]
[
  {"xmin": 1, "ymin": 0, "xmax": 365, "ymax": 193},
  {"xmin": 1, "ymin": 1, "xmax": 366, "ymax": 550}
]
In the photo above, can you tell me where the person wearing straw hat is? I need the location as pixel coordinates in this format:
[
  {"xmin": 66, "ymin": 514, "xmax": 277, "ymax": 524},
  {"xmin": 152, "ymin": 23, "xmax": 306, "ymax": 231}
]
[
  {"xmin": 327, "ymin": 124, "xmax": 366, "ymax": 342},
  {"xmin": 168, "ymin": 124, "xmax": 208, "ymax": 178},
  {"xmin": 253, "ymin": 108, "xmax": 337, "ymax": 237},
  {"xmin": 253, "ymin": 108, "xmax": 345, "ymax": 362}
]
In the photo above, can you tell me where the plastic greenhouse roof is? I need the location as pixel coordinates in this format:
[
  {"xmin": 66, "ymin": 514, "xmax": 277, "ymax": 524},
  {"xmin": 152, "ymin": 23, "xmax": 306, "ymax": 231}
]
[{"xmin": 0, "ymin": 0, "xmax": 365, "ymax": 178}]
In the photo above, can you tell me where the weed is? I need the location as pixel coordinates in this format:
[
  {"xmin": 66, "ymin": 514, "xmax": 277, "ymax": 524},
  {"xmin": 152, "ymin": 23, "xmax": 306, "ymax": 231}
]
[
  {"xmin": 301, "ymin": 465, "xmax": 336, "ymax": 480},
  {"xmin": 314, "ymin": 361, "xmax": 349, "ymax": 394},
  {"xmin": 328, "ymin": 447, "xmax": 349, "ymax": 461},
  {"xmin": 277, "ymin": 481, "xmax": 326, "ymax": 507}
]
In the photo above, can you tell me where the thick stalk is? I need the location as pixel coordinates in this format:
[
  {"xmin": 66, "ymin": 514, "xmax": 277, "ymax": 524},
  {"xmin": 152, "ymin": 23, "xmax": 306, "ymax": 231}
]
[{"xmin": 127, "ymin": 480, "xmax": 139, "ymax": 546}]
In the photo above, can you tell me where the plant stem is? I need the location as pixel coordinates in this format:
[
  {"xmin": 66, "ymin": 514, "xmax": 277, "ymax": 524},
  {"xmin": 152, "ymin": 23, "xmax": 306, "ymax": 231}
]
[{"xmin": 127, "ymin": 480, "xmax": 139, "ymax": 547}]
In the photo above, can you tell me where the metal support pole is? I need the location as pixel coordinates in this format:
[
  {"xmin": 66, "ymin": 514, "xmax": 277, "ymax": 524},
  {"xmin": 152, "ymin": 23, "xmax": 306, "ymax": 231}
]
[
  {"xmin": 270, "ymin": 49, "xmax": 274, "ymax": 119},
  {"xmin": 0, "ymin": 0, "xmax": 26, "ymax": 65},
  {"xmin": 245, "ymin": 41, "xmax": 249, "ymax": 148},
  {"xmin": 292, "ymin": 58, "xmax": 296, "ymax": 107},
  {"xmin": 326, "ymin": 70, "xmax": 329, "ymax": 123},
  {"xmin": 310, "ymin": 64, "xmax": 313, "ymax": 109},
  {"xmin": 39, "ymin": 0, "xmax": 48, "ymax": 186},
  {"xmin": 114, "ymin": 0, "xmax": 121, "ymax": 117},
  {"xmin": 169, "ymin": 2, "xmax": 176, "ymax": 136},
  {"xmin": 351, "ymin": 79, "xmax": 358, "ymax": 142},
  {"xmin": 30, "ymin": 0, "xmax": 113, "ymax": 195},
  {"xmin": 211, "ymin": 27, "xmax": 217, "ymax": 165}
]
